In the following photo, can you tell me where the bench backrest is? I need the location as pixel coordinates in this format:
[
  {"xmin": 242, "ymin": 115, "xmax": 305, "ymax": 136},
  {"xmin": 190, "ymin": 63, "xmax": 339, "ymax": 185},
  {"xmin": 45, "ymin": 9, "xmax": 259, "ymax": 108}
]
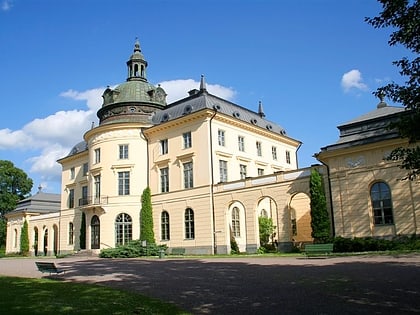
[{"xmin": 36, "ymin": 262, "xmax": 57, "ymax": 270}]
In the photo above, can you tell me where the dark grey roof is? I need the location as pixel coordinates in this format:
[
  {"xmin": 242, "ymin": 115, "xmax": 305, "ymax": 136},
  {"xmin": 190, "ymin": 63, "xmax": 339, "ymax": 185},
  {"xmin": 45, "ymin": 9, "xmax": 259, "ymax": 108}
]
[
  {"xmin": 10, "ymin": 192, "xmax": 61, "ymax": 215},
  {"xmin": 320, "ymin": 103, "xmax": 406, "ymax": 152},
  {"xmin": 152, "ymin": 89, "xmax": 288, "ymax": 136},
  {"xmin": 67, "ymin": 141, "xmax": 88, "ymax": 157}
]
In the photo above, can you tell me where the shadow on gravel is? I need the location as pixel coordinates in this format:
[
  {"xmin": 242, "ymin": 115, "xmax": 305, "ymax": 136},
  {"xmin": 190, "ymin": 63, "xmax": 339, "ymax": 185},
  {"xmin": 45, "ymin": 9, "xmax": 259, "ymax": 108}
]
[{"xmin": 57, "ymin": 258, "xmax": 420, "ymax": 315}]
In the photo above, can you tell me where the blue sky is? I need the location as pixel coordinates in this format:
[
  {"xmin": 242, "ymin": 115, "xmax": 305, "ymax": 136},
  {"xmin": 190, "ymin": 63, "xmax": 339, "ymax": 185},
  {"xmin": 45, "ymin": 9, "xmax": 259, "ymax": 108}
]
[{"xmin": 0, "ymin": 0, "xmax": 407, "ymax": 194}]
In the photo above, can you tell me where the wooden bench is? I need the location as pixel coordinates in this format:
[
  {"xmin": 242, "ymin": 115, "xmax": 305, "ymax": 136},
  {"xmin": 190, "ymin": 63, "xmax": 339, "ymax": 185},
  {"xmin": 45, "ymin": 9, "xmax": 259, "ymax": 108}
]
[
  {"xmin": 171, "ymin": 248, "xmax": 186, "ymax": 255},
  {"xmin": 35, "ymin": 262, "xmax": 65, "ymax": 275},
  {"xmin": 303, "ymin": 243, "xmax": 334, "ymax": 257}
]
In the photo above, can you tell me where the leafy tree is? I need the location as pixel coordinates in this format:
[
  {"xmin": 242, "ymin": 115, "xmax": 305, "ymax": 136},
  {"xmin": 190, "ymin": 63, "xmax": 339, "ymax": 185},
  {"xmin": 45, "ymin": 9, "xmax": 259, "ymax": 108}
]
[
  {"xmin": 309, "ymin": 169, "xmax": 330, "ymax": 243},
  {"xmin": 0, "ymin": 160, "xmax": 33, "ymax": 247},
  {"xmin": 258, "ymin": 216, "xmax": 275, "ymax": 248},
  {"xmin": 0, "ymin": 218, "xmax": 6, "ymax": 247},
  {"xmin": 0, "ymin": 160, "xmax": 33, "ymax": 215},
  {"xmin": 366, "ymin": 0, "xmax": 420, "ymax": 180},
  {"xmin": 20, "ymin": 219, "xmax": 29, "ymax": 255},
  {"xmin": 140, "ymin": 187, "xmax": 155, "ymax": 244},
  {"xmin": 79, "ymin": 212, "xmax": 86, "ymax": 250}
]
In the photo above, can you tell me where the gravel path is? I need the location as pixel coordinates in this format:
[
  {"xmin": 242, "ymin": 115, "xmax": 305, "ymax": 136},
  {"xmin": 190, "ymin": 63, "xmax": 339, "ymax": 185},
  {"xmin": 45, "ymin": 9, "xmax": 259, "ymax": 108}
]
[{"xmin": 1, "ymin": 254, "xmax": 419, "ymax": 314}]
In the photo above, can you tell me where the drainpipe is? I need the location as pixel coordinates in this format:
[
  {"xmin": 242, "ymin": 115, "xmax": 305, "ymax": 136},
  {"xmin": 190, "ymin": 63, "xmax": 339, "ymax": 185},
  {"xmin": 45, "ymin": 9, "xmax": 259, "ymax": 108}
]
[{"xmin": 209, "ymin": 109, "xmax": 218, "ymax": 254}]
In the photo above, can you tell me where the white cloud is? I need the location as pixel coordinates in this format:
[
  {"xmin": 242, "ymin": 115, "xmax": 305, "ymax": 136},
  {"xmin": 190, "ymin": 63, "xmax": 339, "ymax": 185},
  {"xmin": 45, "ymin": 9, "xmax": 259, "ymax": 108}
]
[
  {"xmin": 1, "ymin": 0, "xmax": 12, "ymax": 11},
  {"xmin": 341, "ymin": 69, "xmax": 368, "ymax": 92},
  {"xmin": 1, "ymin": 79, "xmax": 235, "ymax": 192}
]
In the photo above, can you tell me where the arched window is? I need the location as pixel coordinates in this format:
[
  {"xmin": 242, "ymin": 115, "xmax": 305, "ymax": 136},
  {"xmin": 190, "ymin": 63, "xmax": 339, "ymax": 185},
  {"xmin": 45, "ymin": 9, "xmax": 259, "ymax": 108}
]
[
  {"xmin": 91, "ymin": 215, "xmax": 100, "ymax": 249},
  {"xmin": 161, "ymin": 211, "xmax": 170, "ymax": 241},
  {"xmin": 370, "ymin": 181, "xmax": 394, "ymax": 225},
  {"xmin": 115, "ymin": 213, "xmax": 132, "ymax": 246},
  {"xmin": 232, "ymin": 207, "xmax": 240, "ymax": 237},
  {"xmin": 185, "ymin": 208, "xmax": 195, "ymax": 239},
  {"xmin": 68, "ymin": 222, "xmax": 74, "ymax": 245},
  {"xmin": 13, "ymin": 228, "xmax": 18, "ymax": 248}
]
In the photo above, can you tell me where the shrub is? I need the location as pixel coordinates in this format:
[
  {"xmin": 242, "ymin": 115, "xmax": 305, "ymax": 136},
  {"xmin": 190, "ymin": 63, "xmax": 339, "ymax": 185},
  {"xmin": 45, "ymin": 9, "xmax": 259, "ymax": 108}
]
[
  {"xmin": 230, "ymin": 236, "xmax": 240, "ymax": 254},
  {"xmin": 332, "ymin": 235, "xmax": 420, "ymax": 253},
  {"xmin": 99, "ymin": 240, "xmax": 167, "ymax": 258}
]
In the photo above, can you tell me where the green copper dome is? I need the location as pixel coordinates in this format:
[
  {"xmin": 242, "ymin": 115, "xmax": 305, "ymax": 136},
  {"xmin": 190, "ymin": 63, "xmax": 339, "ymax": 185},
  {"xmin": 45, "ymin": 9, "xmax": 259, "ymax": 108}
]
[{"xmin": 97, "ymin": 40, "xmax": 167, "ymax": 125}]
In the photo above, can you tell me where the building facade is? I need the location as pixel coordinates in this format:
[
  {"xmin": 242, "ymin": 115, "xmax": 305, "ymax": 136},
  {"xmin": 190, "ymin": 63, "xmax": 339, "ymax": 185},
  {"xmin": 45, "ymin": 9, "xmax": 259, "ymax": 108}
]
[
  {"xmin": 316, "ymin": 97, "xmax": 420, "ymax": 239},
  {"xmin": 6, "ymin": 41, "xmax": 419, "ymax": 256}
]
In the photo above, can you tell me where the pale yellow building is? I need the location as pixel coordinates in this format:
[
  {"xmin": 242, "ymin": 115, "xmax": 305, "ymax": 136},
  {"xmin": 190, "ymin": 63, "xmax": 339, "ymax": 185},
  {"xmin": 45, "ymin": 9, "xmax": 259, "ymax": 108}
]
[
  {"xmin": 6, "ymin": 41, "xmax": 418, "ymax": 256},
  {"xmin": 316, "ymin": 97, "xmax": 420, "ymax": 239}
]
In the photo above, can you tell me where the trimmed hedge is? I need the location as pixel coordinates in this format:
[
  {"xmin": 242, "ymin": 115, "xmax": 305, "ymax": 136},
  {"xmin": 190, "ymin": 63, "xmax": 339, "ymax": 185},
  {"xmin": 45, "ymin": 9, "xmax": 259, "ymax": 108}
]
[
  {"xmin": 99, "ymin": 240, "xmax": 167, "ymax": 258},
  {"xmin": 332, "ymin": 235, "xmax": 420, "ymax": 253}
]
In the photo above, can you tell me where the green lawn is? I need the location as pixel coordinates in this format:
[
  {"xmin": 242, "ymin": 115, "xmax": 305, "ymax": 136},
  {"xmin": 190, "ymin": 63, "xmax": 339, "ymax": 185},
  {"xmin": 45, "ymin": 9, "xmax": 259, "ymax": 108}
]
[{"xmin": 0, "ymin": 276, "xmax": 189, "ymax": 315}]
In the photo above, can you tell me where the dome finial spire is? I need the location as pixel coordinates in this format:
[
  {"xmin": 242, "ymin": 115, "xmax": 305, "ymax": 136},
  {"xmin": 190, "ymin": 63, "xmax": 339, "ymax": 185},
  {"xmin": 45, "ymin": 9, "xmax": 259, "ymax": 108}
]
[
  {"xmin": 200, "ymin": 74, "xmax": 207, "ymax": 92},
  {"xmin": 258, "ymin": 100, "xmax": 265, "ymax": 118}
]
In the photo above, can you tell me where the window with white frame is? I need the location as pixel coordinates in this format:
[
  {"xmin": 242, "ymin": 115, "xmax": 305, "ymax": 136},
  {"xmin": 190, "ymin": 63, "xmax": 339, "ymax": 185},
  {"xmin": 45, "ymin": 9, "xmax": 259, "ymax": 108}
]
[
  {"xmin": 160, "ymin": 139, "xmax": 168, "ymax": 155},
  {"xmin": 183, "ymin": 162, "xmax": 193, "ymax": 188},
  {"xmin": 94, "ymin": 148, "xmax": 101, "ymax": 164},
  {"xmin": 94, "ymin": 175, "xmax": 101, "ymax": 202},
  {"xmin": 219, "ymin": 160, "xmax": 228, "ymax": 182},
  {"xmin": 161, "ymin": 211, "xmax": 170, "ymax": 241},
  {"xmin": 256, "ymin": 141, "xmax": 262, "ymax": 156},
  {"xmin": 272, "ymin": 146, "xmax": 277, "ymax": 160},
  {"xmin": 238, "ymin": 136, "xmax": 245, "ymax": 152},
  {"xmin": 68, "ymin": 222, "xmax": 74, "ymax": 245},
  {"xmin": 118, "ymin": 171, "xmax": 130, "ymax": 195},
  {"xmin": 232, "ymin": 207, "xmax": 240, "ymax": 237},
  {"xmin": 119, "ymin": 144, "xmax": 129, "ymax": 159},
  {"xmin": 68, "ymin": 188, "xmax": 75, "ymax": 208},
  {"xmin": 285, "ymin": 150, "xmax": 291, "ymax": 164},
  {"xmin": 183, "ymin": 131, "xmax": 192, "ymax": 149},
  {"xmin": 185, "ymin": 208, "xmax": 195, "ymax": 239},
  {"xmin": 370, "ymin": 181, "xmax": 394, "ymax": 225},
  {"xmin": 160, "ymin": 167, "xmax": 169, "ymax": 193},
  {"xmin": 218, "ymin": 129, "xmax": 225, "ymax": 146},
  {"xmin": 115, "ymin": 213, "xmax": 132, "ymax": 246},
  {"xmin": 240, "ymin": 164, "xmax": 247, "ymax": 179}
]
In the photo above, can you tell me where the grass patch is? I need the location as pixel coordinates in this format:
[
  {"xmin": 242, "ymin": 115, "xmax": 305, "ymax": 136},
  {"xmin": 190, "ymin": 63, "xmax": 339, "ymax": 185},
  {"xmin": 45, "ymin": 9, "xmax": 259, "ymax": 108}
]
[{"xmin": 0, "ymin": 276, "xmax": 189, "ymax": 315}]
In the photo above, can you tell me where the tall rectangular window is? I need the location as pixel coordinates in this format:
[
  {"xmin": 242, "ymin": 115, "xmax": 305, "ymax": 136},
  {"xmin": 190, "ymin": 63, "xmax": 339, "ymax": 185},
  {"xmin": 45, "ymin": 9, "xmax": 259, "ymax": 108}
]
[
  {"xmin": 83, "ymin": 163, "xmax": 88, "ymax": 176},
  {"xmin": 272, "ymin": 146, "xmax": 277, "ymax": 160},
  {"xmin": 183, "ymin": 131, "xmax": 192, "ymax": 148},
  {"xmin": 219, "ymin": 160, "xmax": 228, "ymax": 183},
  {"xmin": 119, "ymin": 144, "xmax": 129, "ymax": 159},
  {"xmin": 70, "ymin": 167, "xmax": 75, "ymax": 179},
  {"xmin": 160, "ymin": 167, "xmax": 169, "ymax": 193},
  {"xmin": 160, "ymin": 139, "xmax": 168, "ymax": 155},
  {"xmin": 258, "ymin": 168, "xmax": 264, "ymax": 176},
  {"xmin": 185, "ymin": 208, "xmax": 195, "ymax": 239},
  {"xmin": 94, "ymin": 148, "xmax": 101, "ymax": 164},
  {"xmin": 118, "ymin": 171, "xmax": 130, "ymax": 195},
  {"xmin": 238, "ymin": 136, "xmax": 245, "ymax": 152},
  {"xmin": 68, "ymin": 188, "xmax": 75, "ymax": 208},
  {"xmin": 286, "ymin": 150, "xmax": 291, "ymax": 164},
  {"xmin": 256, "ymin": 141, "xmax": 262, "ymax": 156},
  {"xmin": 240, "ymin": 164, "xmax": 247, "ymax": 179},
  {"xmin": 183, "ymin": 162, "xmax": 193, "ymax": 188},
  {"xmin": 94, "ymin": 175, "xmax": 101, "ymax": 203},
  {"xmin": 68, "ymin": 222, "xmax": 74, "ymax": 245},
  {"xmin": 80, "ymin": 185, "xmax": 88, "ymax": 206},
  {"xmin": 218, "ymin": 129, "xmax": 225, "ymax": 146},
  {"xmin": 161, "ymin": 211, "xmax": 170, "ymax": 241}
]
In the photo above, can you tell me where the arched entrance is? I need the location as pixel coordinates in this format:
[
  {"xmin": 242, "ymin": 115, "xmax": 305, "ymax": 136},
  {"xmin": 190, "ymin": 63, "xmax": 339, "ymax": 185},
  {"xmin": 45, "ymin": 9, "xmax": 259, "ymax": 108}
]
[
  {"xmin": 91, "ymin": 215, "xmax": 100, "ymax": 249},
  {"xmin": 256, "ymin": 197, "xmax": 278, "ymax": 250},
  {"xmin": 289, "ymin": 192, "xmax": 312, "ymax": 245},
  {"xmin": 43, "ymin": 228, "xmax": 48, "ymax": 256},
  {"xmin": 33, "ymin": 227, "xmax": 39, "ymax": 256},
  {"xmin": 53, "ymin": 225, "xmax": 59, "ymax": 256}
]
